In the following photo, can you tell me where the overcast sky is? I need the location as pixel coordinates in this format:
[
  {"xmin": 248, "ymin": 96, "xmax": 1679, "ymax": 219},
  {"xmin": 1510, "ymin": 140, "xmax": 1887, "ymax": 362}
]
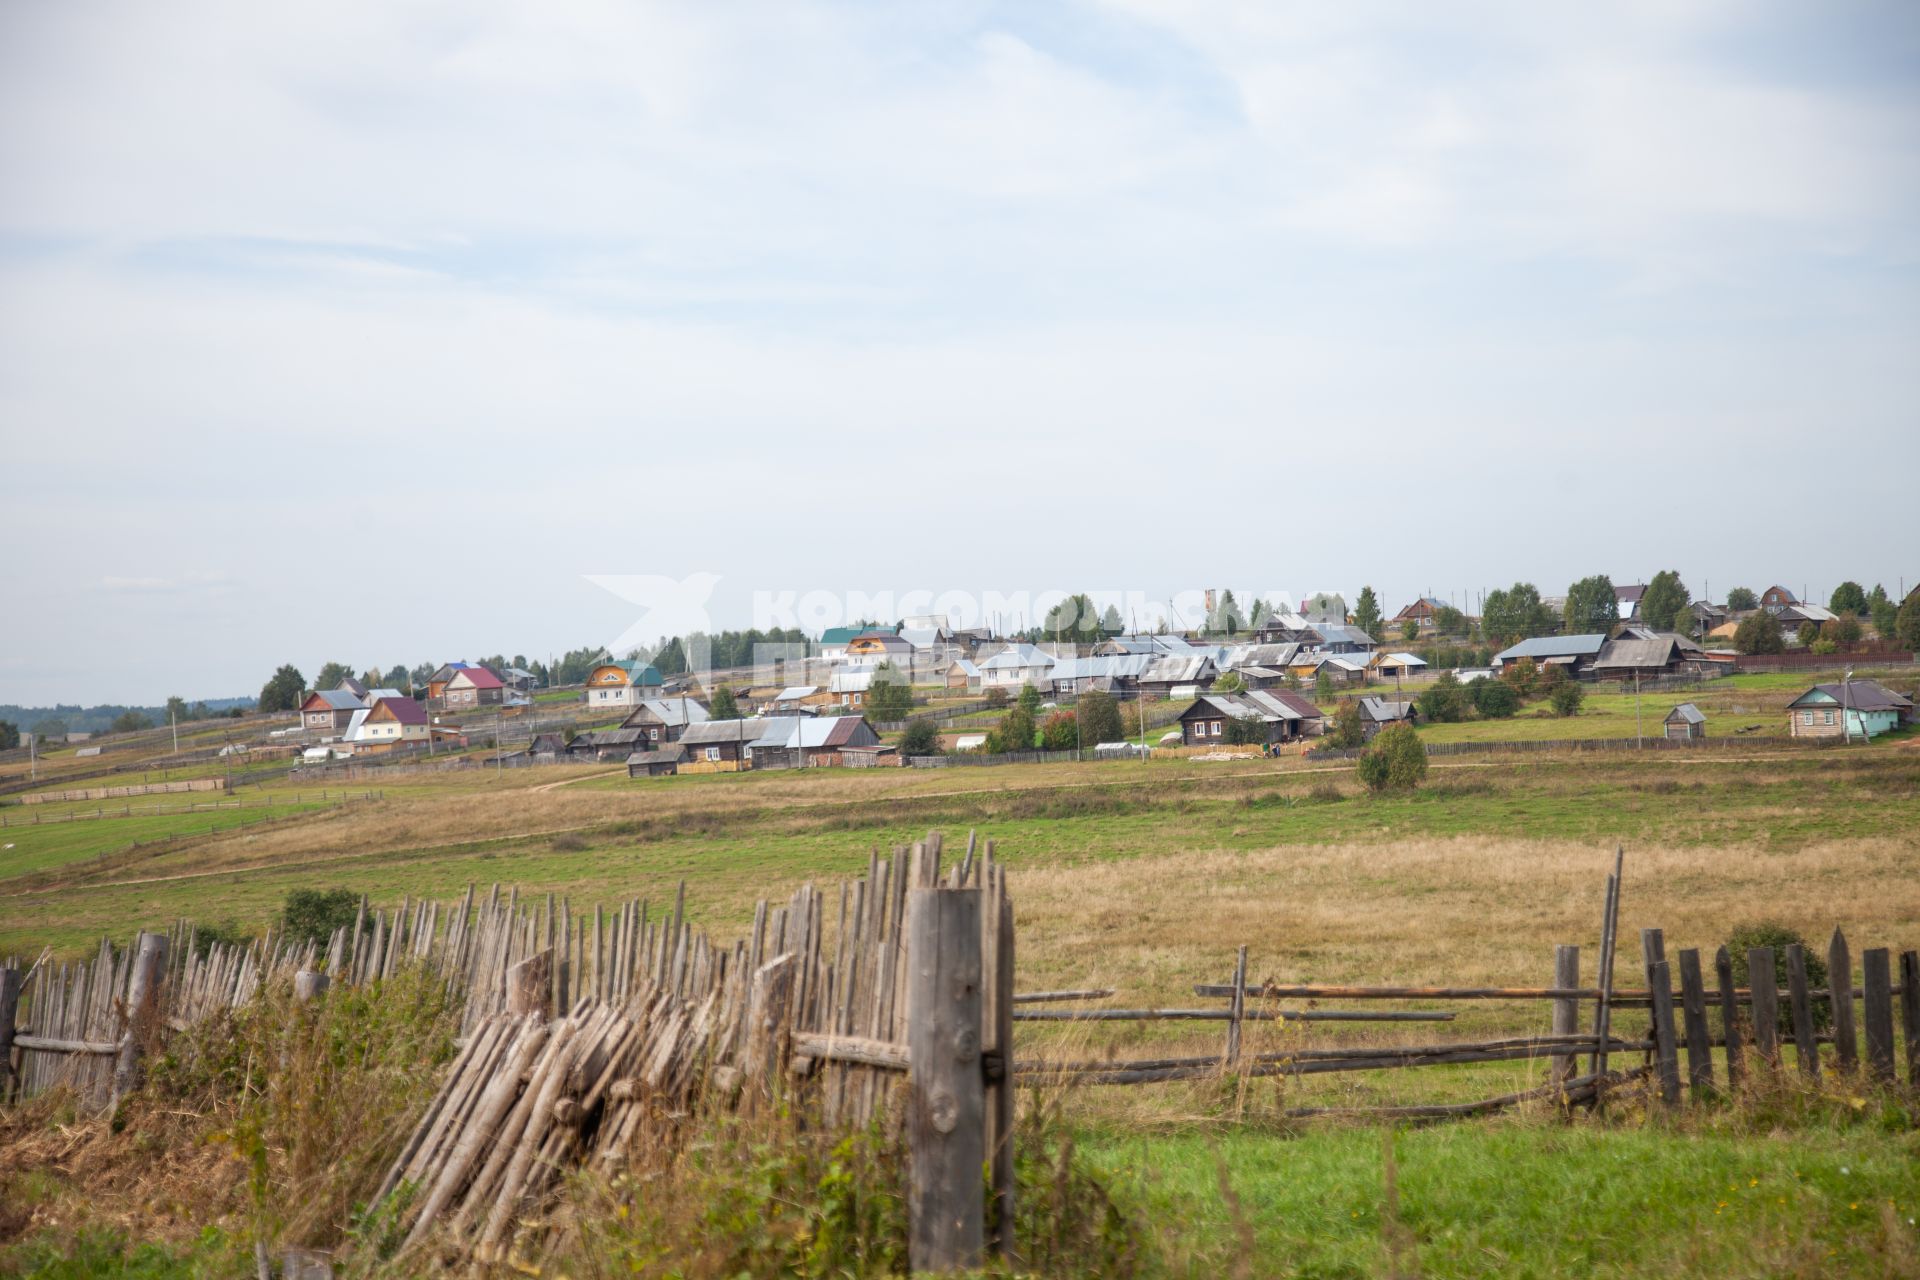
[{"xmin": 2, "ymin": 1, "xmax": 1917, "ymax": 705}]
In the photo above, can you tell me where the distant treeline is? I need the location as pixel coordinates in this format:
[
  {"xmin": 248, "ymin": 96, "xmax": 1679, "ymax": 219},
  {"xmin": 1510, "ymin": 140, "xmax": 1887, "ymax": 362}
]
[{"xmin": 0, "ymin": 696, "xmax": 255, "ymax": 741}]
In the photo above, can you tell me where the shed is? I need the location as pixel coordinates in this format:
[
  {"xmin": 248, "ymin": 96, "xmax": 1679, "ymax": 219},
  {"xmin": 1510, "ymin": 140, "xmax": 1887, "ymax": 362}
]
[
  {"xmin": 626, "ymin": 745, "xmax": 686, "ymax": 778},
  {"xmin": 1663, "ymin": 703, "xmax": 1706, "ymax": 740}
]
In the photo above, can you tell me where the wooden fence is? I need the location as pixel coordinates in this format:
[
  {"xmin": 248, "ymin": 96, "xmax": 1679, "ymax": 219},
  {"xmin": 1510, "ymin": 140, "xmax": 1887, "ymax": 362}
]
[{"xmin": 15, "ymin": 777, "xmax": 230, "ymax": 805}]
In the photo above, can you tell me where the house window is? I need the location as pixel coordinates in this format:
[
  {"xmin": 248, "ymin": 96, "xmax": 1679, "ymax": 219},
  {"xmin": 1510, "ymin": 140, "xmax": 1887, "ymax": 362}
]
[
  {"xmin": 1801, "ymin": 711, "xmax": 1813, "ymax": 725},
  {"xmin": 1823, "ymin": 709, "xmax": 1835, "ymax": 725},
  {"xmin": 1210, "ymin": 721, "xmax": 1221, "ymax": 737},
  {"xmin": 705, "ymin": 746, "xmax": 720, "ymax": 761}
]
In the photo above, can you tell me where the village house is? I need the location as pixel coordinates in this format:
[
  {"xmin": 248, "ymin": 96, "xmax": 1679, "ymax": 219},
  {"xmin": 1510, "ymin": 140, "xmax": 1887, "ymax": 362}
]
[
  {"xmin": 1137, "ymin": 654, "xmax": 1217, "ymax": 700},
  {"xmin": 619, "ymin": 697, "xmax": 711, "ymax": 749},
  {"xmin": 1358, "ymin": 697, "xmax": 1418, "ymax": 738},
  {"xmin": 766, "ymin": 685, "xmax": 832, "ymax": 714},
  {"xmin": 1306, "ymin": 623, "xmax": 1378, "ymax": 654},
  {"xmin": 299, "ymin": 688, "xmax": 363, "ymax": 733},
  {"xmin": 1759, "ymin": 585, "xmax": 1799, "ymax": 610},
  {"xmin": 528, "ymin": 732, "xmax": 568, "ymax": 763},
  {"xmin": 626, "ymin": 745, "xmax": 686, "ymax": 778},
  {"xmin": 817, "ymin": 626, "xmax": 867, "ymax": 661},
  {"xmin": 1492, "ymin": 634, "xmax": 1609, "ymax": 679},
  {"xmin": 568, "ymin": 728, "xmax": 648, "ymax": 762},
  {"xmin": 677, "ymin": 718, "xmax": 763, "ymax": 765},
  {"xmin": 944, "ymin": 659, "xmax": 982, "ymax": 692},
  {"xmin": 1049, "ymin": 654, "xmax": 1151, "ymax": 697},
  {"xmin": 501, "ymin": 666, "xmax": 541, "ymax": 692},
  {"xmin": 1663, "ymin": 703, "xmax": 1706, "ymax": 740},
  {"xmin": 843, "ymin": 631, "xmax": 914, "ymax": 662},
  {"xmin": 1391, "ymin": 596, "xmax": 1450, "ymax": 633},
  {"xmin": 1371, "ymin": 652, "xmax": 1429, "ymax": 681},
  {"xmin": 1614, "ymin": 584, "xmax": 1647, "ymax": 620},
  {"xmin": 585, "ymin": 659, "xmax": 665, "ymax": 709},
  {"xmin": 1588, "ymin": 633, "xmax": 1713, "ymax": 682},
  {"xmin": 1786, "ymin": 680, "xmax": 1914, "ymax": 742},
  {"xmin": 829, "ymin": 668, "xmax": 876, "ymax": 708},
  {"xmin": 357, "ymin": 694, "xmax": 430, "ymax": 748},
  {"xmin": 748, "ymin": 715, "xmax": 883, "ymax": 769},
  {"xmin": 442, "ymin": 666, "xmax": 506, "ymax": 709},
  {"xmin": 425, "ymin": 662, "xmax": 471, "ymax": 702},
  {"xmin": 977, "ymin": 643, "xmax": 1057, "ymax": 694},
  {"xmin": 1178, "ymin": 690, "xmax": 1324, "ymax": 746}
]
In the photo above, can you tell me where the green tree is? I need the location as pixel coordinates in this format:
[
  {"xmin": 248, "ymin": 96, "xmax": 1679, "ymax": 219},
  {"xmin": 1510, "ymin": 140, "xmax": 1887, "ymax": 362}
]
[
  {"xmin": 1078, "ymin": 688, "xmax": 1124, "ymax": 746},
  {"xmin": 165, "ymin": 695, "xmax": 191, "ymax": 725},
  {"xmin": 1357, "ymin": 724, "xmax": 1427, "ymax": 792},
  {"xmin": 31, "ymin": 717, "xmax": 69, "ymax": 741},
  {"xmin": 1399, "ymin": 618, "xmax": 1419, "ymax": 644},
  {"xmin": 991, "ymin": 705, "xmax": 1037, "ymax": 754},
  {"xmin": 259, "ymin": 664, "xmax": 307, "ymax": 714},
  {"xmin": 1896, "ymin": 592, "xmax": 1920, "ymax": 652},
  {"xmin": 313, "ymin": 661, "xmax": 356, "ymax": 691},
  {"xmin": 0, "ymin": 720, "xmax": 18, "ymax": 751},
  {"xmin": 1222, "ymin": 713, "xmax": 1270, "ymax": 747},
  {"xmin": 1481, "ymin": 583, "xmax": 1551, "ymax": 645},
  {"xmin": 281, "ymin": 888, "xmax": 360, "ymax": 946},
  {"xmin": 1432, "ymin": 604, "xmax": 1468, "ymax": 638},
  {"xmin": 1324, "ymin": 701, "xmax": 1366, "ymax": 749},
  {"xmin": 1416, "ymin": 671, "xmax": 1467, "ymax": 723},
  {"xmin": 1313, "ymin": 670, "xmax": 1334, "ymax": 703},
  {"xmin": 1017, "ymin": 683, "xmax": 1043, "ymax": 716},
  {"xmin": 1471, "ymin": 679, "xmax": 1519, "ymax": 719},
  {"xmin": 1044, "ymin": 593, "xmax": 1104, "ymax": 644},
  {"xmin": 709, "ymin": 687, "xmax": 741, "ymax": 720},
  {"xmin": 1829, "ymin": 581, "xmax": 1867, "ymax": 616},
  {"xmin": 1211, "ymin": 670, "xmax": 1246, "ymax": 694},
  {"xmin": 1100, "ymin": 603, "xmax": 1122, "ymax": 634},
  {"xmin": 1725, "ymin": 586, "xmax": 1758, "ymax": 611},
  {"xmin": 1868, "ymin": 585, "xmax": 1897, "ymax": 638},
  {"xmin": 1353, "ymin": 586, "xmax": 1383, "ymax": 642},
  {"xmin": 1823, "ymin": 616, "xmax": 1862, "ymax": 647},
  {"xmin": 866, "ymin": 665, "xmax": 914, "ymax": 721},
  {"xmin": 899, "ymin": 718, "xmax": 942, "ymax": 757},
  {"xmin": 1501, "ymin": 657, "xmax": 1538, "ymax": 699},
  {"xmin": 1727, "ymin": 923, "xmax": 1829, "ymax": 1034},
  {"xmin": 110, "ymin": 709, "xmax": 154, "ymax": 734},
  {"xmin": 384, "ymin": 665, "xmax": 411, "ymax": 691},
  {"xmin": 1040, "ymin": 710, "xmax": 1079, "ymax": 752},
  {"xmin": 1732, "ymin": 611, "xmax": 1785, "ymax": 656},
  {"xmin": 1639, "ymin": 570, "xmax": 1689, "ymax": 632},
  {"xmin": 1549, "ymin": 682, "xmax": 1585, "ymax": 718},
  {"xmin": 1563, "ymin": 575, "xmax": 1619, "ymax": 634}
]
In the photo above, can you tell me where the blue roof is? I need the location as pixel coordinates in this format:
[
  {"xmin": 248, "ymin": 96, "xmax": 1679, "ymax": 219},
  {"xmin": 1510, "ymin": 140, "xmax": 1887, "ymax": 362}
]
[{"xmin": 1494, "ymin": 634, "xmax": 1609, "ymax": 661}]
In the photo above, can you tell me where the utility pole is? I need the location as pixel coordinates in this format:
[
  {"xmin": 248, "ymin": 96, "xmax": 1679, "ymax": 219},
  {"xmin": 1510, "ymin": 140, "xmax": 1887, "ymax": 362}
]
[
  {"xmin": 1841, "ymin": 668, "xmax": 1854, "ymax": 745},
  {"xmin": 1634, "ymin": 670, "xmax": 1643, "ymax": 748},
  {"xmin": 170, "ymin": 706, "xmax": 179, "ymax": 755}
]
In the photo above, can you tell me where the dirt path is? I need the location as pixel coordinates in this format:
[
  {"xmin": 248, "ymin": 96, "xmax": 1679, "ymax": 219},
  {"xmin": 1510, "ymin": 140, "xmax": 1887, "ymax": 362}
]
[{"xmin": 531, "ymin": 768, "xmax": 624, "ymax": 793}]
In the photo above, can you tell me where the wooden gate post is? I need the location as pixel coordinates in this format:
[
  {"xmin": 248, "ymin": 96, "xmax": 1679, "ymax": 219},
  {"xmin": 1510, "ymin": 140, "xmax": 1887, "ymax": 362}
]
[
  {"xmin": 1900, "ymin": 951, "xmax": 1920, "ymax": 1085},
  {"xmin": 0, "ymin": 966, "xmax": 21, "ymax": 1105},
  {"xmin": 1785, "ymin": 945, "xmax": 1820, "ymax": 1079},
  {"xmin": 906, "ymin": 886, "xmax": 984, "ymax": 1274},
  {"xmin": 112, "ymin": 931, "xmax": 170, "ymax": 1106},
  {"xmin": 294, "ymin": 971, "xmax": 330, "ymax": 1002},
  {"xmin": 1676, "ymin": 949, "xmax": 1714, "ymax": 1094},
  {"xmin": 1714, "ymin": 946, "xmax": 1743, "ymax": 1088},
  {"xmin": 1827, "ymin": 929, "xmax": 1857, "ymax": 1073},
  {"xmin": 1860, "ymin": 948, "xmax": 1895, "ymax": 1083},
  {"xmin": 1549, "ymin": 946, "xmax": 1579, "ymax": 1086},
  {"xmin": 1748, "ymin": 947, "xmax": 1780, "ymax": 1069},
  {"xmin": 1641, "ymin": 930, "xmax": 1681, "ymax": 1105}
]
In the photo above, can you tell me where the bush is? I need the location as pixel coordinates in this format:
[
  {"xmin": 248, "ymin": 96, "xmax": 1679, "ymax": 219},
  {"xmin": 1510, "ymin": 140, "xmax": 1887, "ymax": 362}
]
[
  {"xmin": 1501, "ymin": 658, "xmax": 1537, "ymax": 699},
  {"xmin": 984, "ymin": 686, "xmax": 1009, "ymax": 709},
  {"xmin": 1726, "ymin": 923, "xmax": 1831, "ymax": 1034},
  {"xmin": 1549, "ymin": 682, "xmax": 1585, "ymax": 717},
  {"xmin": 1471, "ymin": 679, "xmax": 1519, "ymax": 718},
  {"xmin": 1357, "ymin": 724, "xmax": 1427, "ymax": 792},
  {"xmin": 1416, "ymin": 671, "xmax": 1467, "ymax": 723},
  {"xmin": 1324, "ymin": 701, "xmax": 1366, "ymax": 749},
  {"xmin": 1077, "ymin": 688, "xmax": 1125, "ymax": 746},
  {"xmin": 1221, "ymin": 714, "xmax": 1268, "ymax": 746},
  {"xmin": 1733, "ymin": 610, "xmax": 1786, "ymax": 655},
  {"xmin": 898, "ymin": 718, "xmax": 942, "ymax": 757},
  {"xmin": 989, "ymin": 706, "xmax": 1037, "ymax": 754},
  {"xmin": 1040, "ymin": 710, "xmax": 1079, "ymax": 752},
  {"xmin": 280, "ymin": 888, "xmax": 360, "ymax": 946}
]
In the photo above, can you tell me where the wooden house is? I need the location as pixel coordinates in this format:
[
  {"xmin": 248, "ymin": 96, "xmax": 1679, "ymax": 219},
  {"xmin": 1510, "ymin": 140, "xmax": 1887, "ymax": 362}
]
[
  {"xmin": 678, "ymin": 719, "xmax": 763, "ymax": 765},
  {"xmin": 1786, "ymin": 680, "xmax": 1913, "ymax": 741},
  {"xmin": 626, "ymin": 746, "xmax": 685, "ymax": 778},
  {"xmin": 844, "ymin": 631, "xmax": 914, "ymax": 662},
  {"xmin": 620, "ymin": 698, "xmax": 711, "ymax": 749},
  {"xmin": 443, "ymin": 666, "xmax": 506, "ymax": 709},
  {"xmin": 1663, "ymin": 703, "xmax": 1706, "ymax": 740},
  {"xmin": 425, "ymin": 662, "xmax": 471, "ymax": 703},
  {"xmin": 747, "ymin": 715, "xmax": 882, "ymax": 769},
  {"xmin": 1391, "ymin": 597, "xmax": 1449, "ymax": 633},
  {"xmin": 1358, "ymin": 697, "xmax": 1418, "ymax": 738},
  {"xmin": 359, "ymin": 695, "xmax": 429, "ymax": 747},
  {"xmin": 299, "ymin": 688, "xmax": 363, "ymax": 733},
  {"xmin": 1492, "ymin": 635, "xmax": 1608, "ymax": 679},
  {"xmin": 585, "ymin": 659, "xmax": 664, "ymax": 710},
  {"xmin": 1177, "ymin": 690, "xmax": 1323, "ymax": 746},
  {"xmin": 945, "ymin": 659, "xmax": 982, "ymax": 691}
]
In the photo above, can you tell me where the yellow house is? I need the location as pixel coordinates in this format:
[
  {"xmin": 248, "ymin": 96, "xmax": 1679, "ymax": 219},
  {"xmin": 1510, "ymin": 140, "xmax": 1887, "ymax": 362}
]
[{"xmin": 585, "ymin": 660, "xmax": 665, "ymax": 709}]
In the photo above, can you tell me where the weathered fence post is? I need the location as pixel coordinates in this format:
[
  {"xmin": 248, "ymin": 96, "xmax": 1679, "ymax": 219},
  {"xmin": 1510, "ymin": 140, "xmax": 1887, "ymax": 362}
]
[
  {"xmin": 112, "ymin": 931, "xmax": 170, "ymax": 1106},
  {"xmin": 1224, "ymin": 945, "xmax": 1248, "ymax": 1067},
  {"xmin": 1748, "ymin": 947, "xmax": 1780, "ymax": 1068},
  {"xmin": 0, "ymin": 966, "xmax": 21, "ymax": 1104},
  {"xmin": 985, "ymin": 889, "xmax": 1016, "ymax": 1260},
  {"xmin": 1641, "ymin": 930, "xmax": 1680, "ymax": 1105},
  {"xmin": 294, "ymin": 970, "xmax": 330, "ymax": 1002},
  {"xmin": 506, "ymin": 949, "xmax": 553, "ymax": 1020},
  {"xmin": 1784, "ymin": 944, "xmax": 1819, "ymax": 1080},
  {"xmin": 1900, "ymin": 951, "xmax": 1920, "ymax": 1085},
  {"xmin": 1676, "ymin": 949, "xmax": 1713, "ymax": 1095},
  {"xmin": 1550, "ymin": 945, "xmax": 1579, "ymax": 1086},
  {"xmin": 743, "ymin": 953, "xmax": 796, "ymax": 1102},
  {"xmin": 1860, "ymin": 948, "xmax": 1894, "ymax": 1084},
  {"xmin": 1826, "ymin": 929, "xmax": 1857, "ymax": 1073},
  {"xmin": 906, "ymin": 886, "xmax": 984, "ymax": 1274},
  {"xmin": 1714, "ymin": 946, "xmax": 1743, "ymax": 1088}
]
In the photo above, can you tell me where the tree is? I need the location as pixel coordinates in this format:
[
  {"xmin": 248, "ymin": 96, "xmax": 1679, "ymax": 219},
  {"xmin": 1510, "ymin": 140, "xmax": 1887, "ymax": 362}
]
[
  {"xmin": 1481, "ymin": 583, "xmax": 1551, "ymax": 645},
  {"xmin": 110, "ymin": 709, "xmax": 153, "ymax": 734},
  {"xmin": 984, "ymin": 686, "xmax": 1010, "ymax": 709},
  {"xmin": 1017, "ymin": 683, "xmax": 1043, "ymax": 716},
  {"xmin": 1501, "ymin": 657, "xmax": 1538, "ymax": 699},
  {"xmin": 1044, "ymin": 593, "xmax": 1103, "ymax": 644},
  {"xmin": 1563, "ymin": 576, "xmax": 1619, "ymax": 634},
  {"xmin": 1829, "ymin": 581, "xmax": 1868, "ymax": 617},
  {"xmin": 1471, "ymin": 679, "xmax": 1519, "ymax": 719},
  {"xmin": 1399, "ymin": 618, "xmax": 1420, "ymax": 644},
  {"xmin": 1078, "ymin": 688, "xmax": 1124, "ymax": 746},
  {"xmin": 1822, "ymin": 616, "xmax": 1862, "ymax": 647},
  {"xmin": 313, "ymin": 661, "xmax": 356, "ymax": 692},
  {"xmin": 0, "ymin": 720, "xmax": 17, "ymax": 751},
  {"xmin": 1417, "ymin": 671, "xmax": 1467, "ymax": 723},
  {"xmin": 1896, "ymin": 592, "xmax": 1920, "ymax": 653},
  {"xmin": 281, "ymin": 888, "xmax": 360, "ymax": 947},
  {"xmin": 32, "ymin": 717, "xmax": 69, "ymax": 741},
  {"xmin": 709, "ymin": 687, "xmax": 741, "ymax": 720},
  {"xmin": 1639, "ymin": 571, "xmax": 1689, "ymax": 632},
  {"xmin": 1548, "ymin": 682, "xmax": 1585, "ymax": 718},
  {"xmin": 1100, "ymin": 603, "xmax": 1122, "ymax": 634},
  {"xmin": 899, "ymin": 718, "xmax": 942, "ymax": 757},
  {"xmin": 1432, "ymin": 605, "xmax": 1468, "ymax": 638},
  {"xmin": 866, "ymin": 665, "xmax": 914, "ymax": 721},
  {"xmin": 1222, "ymin": 713, "xmax": 1270, "ymax": 746},
  {"xmin": 165, "ymin": 695, "xmax": 191, "ymax": 725},
  {"xmin": 1211, "ymin": 671, "xmax": 1246, "ymax": 694},
  {"xmin": 1727, "ymin": 923, "xmax": 1829, "ymax": 1035},
  {"xmin": 1732, "ymin": 611, "xmax": 1785, "ymax": 656},
  {"xmin": 1869, "ymin": 585, "xmax": 1897, "ymax": 638},
  {"xmin": 1314, "ymin": 670, "xmax": 1334, "ymax": 703},
  {"xmin": 259, "ymin": 664, "xmax": 307, "ymax": 713},
  {"xmin": 1040, "ymin": 710, "xmax": 1079, "ymax": 752},
  {"xmin": 384, "ymin": 664, "xmax": 411, "ymax": 691},
  {"xmin": 991, "ymin": 705, "xmax": 1037, "ymax": 754},
  {"xmin": 1353, "ymin": 586, "xmax": 1383, "ymax": 642},
  {"xmin": 1725, "ymin": 586, "xmax": 1758, "ymax": 612},
  {"xmin": 1324, "ymin": 701, "xmax": 1366, "ymax": 749},
  {"xmin": 1357, "ymin": 724, "xmax": 1427, "ymax": 792}
]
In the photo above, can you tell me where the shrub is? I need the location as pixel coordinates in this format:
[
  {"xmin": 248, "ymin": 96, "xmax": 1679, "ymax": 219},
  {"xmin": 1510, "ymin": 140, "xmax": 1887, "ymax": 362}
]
[
  {"xmin": 1040, "ymin": 710, "xmax": 1079, "ymax": 752},
  {"xmin": 280, "ymin": 889, "xmax": 360, "ymax": 946},
  {"xmin": 1357, "ymin": 724, "xmax": 1427, "ymax": 792},
  {"xmin": 898, "ymin": 718, "xmax": 942, "ymax": 757},
  {"xmin": 1733, "ymin": 610, "xmax": 1785, "ymax": 655},
  {"xmin": 1416, "ymin": 671, "xmax": 1466, "ymax": 723},
  {"xmin": 1549, "ymin": 682, "xmax": 1585, "ymax": 717},
  {"xmin": 1501, "ymin": 657, "xmax": 1537, "ymax": 699},
  {"xmin": 1471, "ymin": 679, "xmax": 1519, "ymax": 719},
  {"xmin": 1726, "ymin": 923, "xmax": 1831, "ymax": 1034},
  {"xmin": 989, "ymin": 706, "xmax": 1037, "ymax": 754},
  {"xmin": 1324, "ymin": 701, "xmax": 1366, "ymax": 749},
  {"xmin": 1077, "ymin": 688, "xmax": 1125, "ymax": 745},
  {"xmin": 984, "ymin": 686, "xmax": 1009, "ymax": 709},
  {"xmin": 1221, "ymin": 714, "xmax": 1269, "ymax": 746},
  {"xmin": 551, "ymin": 831, "xmax": 589, "ymax": 852}
]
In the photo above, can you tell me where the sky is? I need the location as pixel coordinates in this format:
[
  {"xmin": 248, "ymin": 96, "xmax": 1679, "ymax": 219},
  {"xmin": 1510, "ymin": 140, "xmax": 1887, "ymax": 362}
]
[{"xmin": 2, "ymin": 0, "xmax": 1917, "ymax": 705}]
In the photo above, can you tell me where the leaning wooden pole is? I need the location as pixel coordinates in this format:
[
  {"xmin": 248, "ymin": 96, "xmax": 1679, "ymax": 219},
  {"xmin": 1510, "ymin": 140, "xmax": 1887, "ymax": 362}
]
[
  {"xmin": 111, "ymin": 931, "xmax": 169, "ymax": 1107},
  {"xmin": 906, "ymin": 886, "xmax": 985, "ymax": 1274}
]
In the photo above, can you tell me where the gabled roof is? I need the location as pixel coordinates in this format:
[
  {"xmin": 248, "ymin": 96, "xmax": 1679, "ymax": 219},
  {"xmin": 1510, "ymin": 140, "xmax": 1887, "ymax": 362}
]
[
  {"xmin": 1787, "ymin": 680, "xmax": 1913, "ymax": 713},
  {"xmin": 979, "ymin": 644, "xmax": 1056, "ymax": 671},
  {"xmin": 1051, "ymin": 655, "xmax": 1154, "ymax": 681},
  {"xmin": 947, "ymin": 659, "xmax": 982, "ymax": 678},
  {"xmin": 302, "ymin": 689, "xmax": 364, "ymax": 711},
  {"xmin": 1310, "ymin": 624, "xmax": 1378, "ymax": 648},
  {"xmin": 679, "ymin": 719, "xmax": 765, "ymax": 746},
  {"xmin": 626, "ymin": 746, "xmax": 686, "ymax": 766},
  {"xmin": 623, "ymin": 699, "xmax": 710, "ymax": 728},
  {"xmin": 337, "ymin": 677, "xmax": 368, "ymax": 696},
  {"xmin": 1375, "ymin": 652, "xmax": 1428, "ymax": 667},
  {"xmin": 449, "ymin": 666, "xmax": 505, "ymax": 690},
  {"xmin": 339, "ymin": 709, "xmax": 372, "ymax": 740},
  {"xmin": 1184, "ymin": 689, "xmax": 1321, "ymax": 723},
  {"xmin": 830, "ymin": 669, "xmax": 876, "ymax": 693},
  {"xmin": 750, "ymin": 715, "xmax": 871, "ymax": 749},
  {"xmin": 1615, "ymin": 584, "xmax": 1647, "ymax": 605},
  {"xmin": 370, "ymin": 695, "xmax": 428, "ymax": 726},
  {"xmin": 1495, "ymin": 634, "xmax": 1609, "ymax": 662},
  {"xmin": 1591, "ymin": 637, "xmax": 1685, "ymax": 671},
  {"xmin": 821, "ymin": 625, "xmax": 888, "ymax": 645},
  {"xmin": 1360, "ymin": 697, "xmax": 1417, "ymax": 722},
  {"xmin": 1141, "ymin": 655, "xmax": 1216, "ymax": 684},
  {"xmin": 590, "ymin": 660, "xmax": 663, "ymax": 686},
  {"xmin": 773, "ymin": 686, "xmax": 818, "ymax": 701},
  {"xmin": 1665, "ymin": 703, "xmax": 1706, "ymax": 725}
]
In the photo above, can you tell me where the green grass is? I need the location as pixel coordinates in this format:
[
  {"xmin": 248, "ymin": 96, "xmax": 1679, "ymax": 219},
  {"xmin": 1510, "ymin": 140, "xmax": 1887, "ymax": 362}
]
[
  {"xmin": 1087, "ymin": 1110, "xmax": 1920, "ymax": 1277},
  {"xmin": 0, "ymin": 799, "xmax": 338, "ymax": 881}
]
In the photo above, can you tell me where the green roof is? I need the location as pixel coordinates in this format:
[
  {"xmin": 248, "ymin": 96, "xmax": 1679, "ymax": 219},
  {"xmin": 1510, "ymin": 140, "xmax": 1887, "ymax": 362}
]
[{"xmin": 822, "ymin": 625, "xmax": 896, "ymax": 644}]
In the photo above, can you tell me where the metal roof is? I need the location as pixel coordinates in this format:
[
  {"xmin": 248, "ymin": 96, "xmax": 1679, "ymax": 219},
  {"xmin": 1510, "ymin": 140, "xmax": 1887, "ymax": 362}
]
[
  {"xmin": 626, "ymin": 746, "xmax": 686, "ymax": 766},
  {"xmin": 1494, "ymin": 634, "xmax": 1609, "ymax": 662},
  {"xmin": 1360, "ymin": 697, "xmax": 1417, "ymax": 721},
  {"xmin": 750, "ymin": 715, "xmax": 869, "ymax": 749},
  {"xmin": 1666, "ymin": 703, "xmax": 1706, "ymax": 724},
  {"xmin": 1310, "ymin": 624, "xmax": 1378, "ymax": 648},
  {"xmin": 1050, "ymin": 655, "xmax": 1153, "ymax": 681},
  {"xmin": 1142, "ymin": 655, "xmax": 1216, "ymax": 683},
  {"xmin": 979, "ymin": 644, "xmax": 1056, "ymax": 671},
  {"xmin": 1591, "ymin": 638, "xmax": 1685, "ymax": 671},
  {"xmin": 627, "ymin": 698, "xmax": 710, "ymax": 727},
  {"xmin": 1183, "ymin": 690, "xmax": 1315, "ymax": 723},
  {"xmin": 679, "ymin": 719, "xmax": 764, "ymax": 745},
  {"xmin": 830, "ymin": 669, "xmax": 876, "ymax": 693},
  {"xmin": 371, "ymin": 695, "xmax": 428, "ymax": 725},
  {"xmin": 1787, "ymin": 680, "xmax": 1913, "ymax": 713},
  {"xmin": 305, "ymin": 689, "xmax": 365, "ymax": 710}
]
